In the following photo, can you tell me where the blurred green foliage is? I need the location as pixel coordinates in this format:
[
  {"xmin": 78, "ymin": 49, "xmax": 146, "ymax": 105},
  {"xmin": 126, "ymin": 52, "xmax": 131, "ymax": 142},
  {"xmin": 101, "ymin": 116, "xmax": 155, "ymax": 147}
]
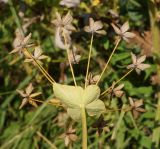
[{"xmin": 0, "ymin": 0, "xmax": 160, "ymax": 148}]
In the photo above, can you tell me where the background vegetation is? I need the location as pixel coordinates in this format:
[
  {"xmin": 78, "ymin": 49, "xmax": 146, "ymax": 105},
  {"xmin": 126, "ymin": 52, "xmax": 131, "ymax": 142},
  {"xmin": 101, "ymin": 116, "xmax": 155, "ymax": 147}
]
[{"xmin": 0, "ymin": 0, "xmax": 160, "ymax": 148}]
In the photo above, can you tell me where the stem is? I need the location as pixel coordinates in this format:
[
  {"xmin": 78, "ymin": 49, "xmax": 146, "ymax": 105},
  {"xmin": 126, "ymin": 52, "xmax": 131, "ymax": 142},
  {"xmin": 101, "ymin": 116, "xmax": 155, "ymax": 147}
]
[
  {"xmin": 85, "ymin": 33, "xmax": 94, "ymax": 88},
  {"xmin": 101, "ymin": 68, "xmax": 133, "ymax": 96},
  {"xmin": 81, "ymin": 107, "xmax": 87, "ymax": 149},
  {"xmin": 24, "ymin": 48, "xmax": 55, "ymax": 84},
  {"xmin": 36, "ymin": 131, "xmax": 57, "ymax": 149},
  {"xmin": 96, "ymin": 38, "xmax": 121, "ymax": 85},
  {"xmin": 8, "ymin": 0, "xmax": 24, "ymax": 35},
  {"xmin": 63, "ymin": 32, "xmax": 77, "ymax": 86}
]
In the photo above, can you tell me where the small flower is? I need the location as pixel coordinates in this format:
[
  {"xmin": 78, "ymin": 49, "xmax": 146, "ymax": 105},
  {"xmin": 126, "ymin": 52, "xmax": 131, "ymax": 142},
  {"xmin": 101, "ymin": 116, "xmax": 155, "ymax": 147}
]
[
  {"xmin": 129, "ymin": 97, "xmax": 146, "ymax": 119},
  {"xmin": 59, "ymin": 0, "xmax": 80, "ymax": 8},
  {"xmin": 52, "ymin": 12, "xmax": 75, "ymax": 49},
  {"xmin": 52, "ymin": 12, "xmax": 75, "ymax": 31},
  {"xmin": 24, "ymin": 46, "xmax": 48, "ymax": 64},
  {"xmin": 92, "ymin": 115, "xmax": 112, "ymax": 135},
  {"xmin": 59, "ymin": 126, "xmax": 78, "ymax": 146},
  {"xmin": 10, "ymin": 33, "xmax": 33, "ymax": 54},
  {"xmin": 84, "ymin": 18, "xmax": 106, "ymax": 35},
  {"xmin": 127, "ymin": 52, "xmax": 150, "ymax": 74},
  {"xmin": 68, "ymin": 47, "xmax": 81, "ymax": 64},
  {"xmin": 111, "ymin": 21, "xmax": 135, "ymax": 42},
  {"xmin": 17, "ymin": 83, "xmax": 41, "ymax": 109},
  {"xmin": 86, "ymin": 73, "xmax": 100, "ymax": 86},
  {"xmin": 110, "ymin": 82, "xmax": 124, "ymax": 98}
]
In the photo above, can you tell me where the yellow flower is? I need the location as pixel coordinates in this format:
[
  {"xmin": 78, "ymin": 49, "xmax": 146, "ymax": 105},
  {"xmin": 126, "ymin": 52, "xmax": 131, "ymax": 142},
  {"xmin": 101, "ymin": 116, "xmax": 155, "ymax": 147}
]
[{"xmin": 92, "ymin": 0, "xmax": 100, "ymax": 6}]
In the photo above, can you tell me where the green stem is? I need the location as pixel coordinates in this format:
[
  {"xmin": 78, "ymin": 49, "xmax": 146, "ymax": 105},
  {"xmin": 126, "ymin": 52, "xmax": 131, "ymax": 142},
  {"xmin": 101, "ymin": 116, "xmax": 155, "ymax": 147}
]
[
  {"xmin": 96, "ymin": 38, "xmax": 121, "ymax": 85},
  {"xmin": 148, "ymin": 1, "xmax": 160, "ymax": 56},
  {"xmin": 8, "ymin": 0, "xmax": 24, "ymax": 35},
  {"xmin": 101, "ymin": 68, "xmax": 133, "ymax": 96},
  {"xmin": 81, "ymin": 107, "xmax": 87, "ymax": 149},
  {"xmin": 63, "ymin": 32, "xmax": 77, "ymax": 86},
  {"xmin": 85, "ymin": 33, "xmax": 94, "ymax": 88}
]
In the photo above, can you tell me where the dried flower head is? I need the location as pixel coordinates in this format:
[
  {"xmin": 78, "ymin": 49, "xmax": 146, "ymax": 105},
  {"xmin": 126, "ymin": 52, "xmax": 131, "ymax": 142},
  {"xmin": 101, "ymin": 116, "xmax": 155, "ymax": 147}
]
[
  {"xmin": 52, "ymin": 12, "xmax": 75, "ymax": 49},
  {"xmin": 24, "ymin": 46, "xmax": 48, "ymax": 64},
  {"xmin": 52, "ymin": 12, "xmax": 75, "ymax": 31},
  {"xmin": 129, "ymin": 97, "xmax": 146, "ymax": 119},
  {"xmin": 127, "ymin": 52, "xmax": 150, "ymax": 74},
  {"xmin": 110, "ymin": 82, "xmax": 124, "ymax": 98},
  {"xmin": 92, "ymin": 115, "xmax": 112, "ymax": 136},
  {"xmin": 68, "ymin": 47, "xmax": 81, "ymax": 64},
  {"xmin": 111, "ymin": 21, "xmax": 135, "ymax": 42},
  {"xmin": 17, "ymin": 83, "xmax": 41, "ymax": 109},
  {"xmin": 84, "ymin": 18, "xmax": 106, "ymax": 35},
  {"xmin": 86, "ymin": 73, "xmax": 100, "ymax": 86},
  {"xmin": 59, "ymin": 126, "xmax": 78, "ymax": 146},
  {"xmin": 10, "ymin": 33, "xmax": 33, "ymax": 54},
  {"xmin": 59, "ymin": 0, "xmax": 80, "ymax": 8}
]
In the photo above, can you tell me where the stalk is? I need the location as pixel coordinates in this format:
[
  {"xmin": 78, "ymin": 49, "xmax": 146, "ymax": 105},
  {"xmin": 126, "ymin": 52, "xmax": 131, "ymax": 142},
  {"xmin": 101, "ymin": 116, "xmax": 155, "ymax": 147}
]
[
  {"xmin": 81, "ymin": 107, "xmax": 87, "ymax": 149},
  {"xmin": 96, "ymin": 38, "xmax": 121, "ymax": 85},
  {"xmin": 63, "ymin": 32, "xmax": 77, "ymax": 86},
  {"xmin": 148, "ymin": 1, "xmax": 160, "ymax": 55},
  {"xmin": 101, "ymin": 69, "xmax": 133, "ymax": 96},
  {"xmin": 85, "ymin": 33, "xmax": 94, "ymax": 88}
]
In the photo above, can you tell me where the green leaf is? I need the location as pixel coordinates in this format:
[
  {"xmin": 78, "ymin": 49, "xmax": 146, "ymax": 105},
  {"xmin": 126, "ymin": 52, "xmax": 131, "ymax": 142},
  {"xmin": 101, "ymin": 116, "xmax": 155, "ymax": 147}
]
[
  {"xmin": 53, "ymin": 83, "xmax": 83, "ymax": 108},
  {"xmin": 83, "ymin": 85, "xmax": 100, "ymax": 105},
  {"xmin": 86, "ymin": 99, "xmax": 105, "ymax": 116},
  {"xmin": 67, "ymin": 108, "xmax": 81, "ymax": 121}
]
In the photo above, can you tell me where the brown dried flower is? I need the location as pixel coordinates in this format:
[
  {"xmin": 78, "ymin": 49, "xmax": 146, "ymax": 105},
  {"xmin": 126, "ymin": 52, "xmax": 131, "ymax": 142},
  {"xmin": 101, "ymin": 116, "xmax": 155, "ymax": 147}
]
[
  {"xmin": 68, "ymin": 47, "xmax": 81, "ymax": 64},
  {"xmin": 86, "ymin": 73, "xmax": 100, "ymax": 86},
  {"xmin": 129, "ymin": 97, "xmax": 146, "ymax": 119},
  {"xmin": 24, "ymin": 46, "xmax": 48, "ymax": 64},
  {"xmin": 52, "ymin": 12, "xmax": 75, "ymax": 49},
  {"xmin": 110, "ymin": 82, "xmax": 124, "ymax": 98},
  {"xmin": 59, "ymin": 126, "xmax": 78, "ymax": 146},
  {"xmin": 127, "ymin": 52, "xmax": 150, "ymax": 74},
  {"xmin": 17, "ymin": 83, "xmax": 41, "ymax": 109},
  {"xmin": 10, "ymin": 33, "xmax": 33, "ymax": 54},
  {"xmin": 84, "ymin": 18, "xmax": 106, "ymax": 35},
  {"xmin": 111, "ymin": 21, "xmax": 135, "ymax": 42}
]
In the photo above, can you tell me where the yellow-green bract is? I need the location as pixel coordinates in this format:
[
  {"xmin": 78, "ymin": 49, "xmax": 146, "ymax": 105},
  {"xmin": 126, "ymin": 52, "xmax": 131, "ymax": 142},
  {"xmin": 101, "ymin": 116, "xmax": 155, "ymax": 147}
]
[{"xmin": 53, "ymin": 83, "xmax": 106, "ymax": 121}]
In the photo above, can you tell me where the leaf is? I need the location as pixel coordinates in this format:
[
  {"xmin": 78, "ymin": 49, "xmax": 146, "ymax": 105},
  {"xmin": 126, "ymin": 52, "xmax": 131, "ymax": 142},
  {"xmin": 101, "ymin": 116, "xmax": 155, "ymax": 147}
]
[
  {"xmin": 67, "ymin": 108, "xmax": 81, "ymax": 121},
  {"xmin": 83, "ymin": 85, "xmax": 100, "ymax": 105},
  {"xmin": 53, "ymin": 83, "xmax": 83, "ymax": 108},
  {"xmin": 86, "ymin": 99, "xmax": 105, "ymax": 116}
]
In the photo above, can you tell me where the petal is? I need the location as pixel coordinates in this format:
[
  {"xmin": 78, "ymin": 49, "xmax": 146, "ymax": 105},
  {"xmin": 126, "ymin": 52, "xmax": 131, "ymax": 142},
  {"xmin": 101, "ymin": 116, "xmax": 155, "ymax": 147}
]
[
  {"xmin": 84, "ymin": 26, "xmax": 91, "ymax": 33},
  {"xmin": 19, "ymin": 98, "xmax": 28, "ymax": 109},
  {"xmin": 95, "ymin": 30, "xmax": 106, "ymax": 35},
  {"xmin": 86, "ymin": 99, "xmax": 106, "ymax": 116},
  {"xmin": 93, "ymin": 21, "xmax": 103, "ymax": 31},
  {"xmin": 9, "ymin": 47, "xmax": 21, "ymax": 54},
  {"xmin": 29, "ymin": 99, "xmax": 38, "ymax": 107},
  {"xmin": 89, "ymin": 18, "xmax": 95, "ymax": 28},
  {"xmin": 55, "ymin": 28, "xmax": 66, "ymax": 49},
  {"xmin": 34, "ymin": 46, "xmax": 42, "ymax": 58},
  {"xmin": 121, "ymin": 21, "xmax": 129, "ymax": 33},
  {"xmin": 135, "ymin": 68, "xmax": 141, "ymax": 74},
  {"xmin": 131, "ymin": 52, "xmax": 137, "ymax": 64},
  {"xmin": 30, "ymin": 92, "xmax": 42, "ymax": 98},
  {"xmin": 83, "ymin": 85, "xmax": 100, "ymax": 105},
  {"xmin": 62, "ymin": 12, "xmax": 73, "ymax": 25},
  {"xmin": 134, "ymin": 99, "xmax": 143, "ymax": 107},
  {"xmin": 23, "ymin": 33, "xmax": 31, "ymax": 45},
  {"xmin": 136, "ymin": 107, "xmax": 146, "ymax": 113},
  {"xmin": 26, "ymin": 83, "xmax": 33, "ymax": 95},
  {"xmin": 127, "ymin": 64, "xmax": 135, "ymax": 69},
  {"xmin": 123, "ymin": 32, "xmax": 135, "ymax": 38},
  {"xmin": 111, "ymin": 23, "xmax": 121, "ymax": 35},
  {"xmin": 38, "ymin": 55, "xmax": 48, "ymax": 60},
  {"xmin": 114, "ymin": 90, "xmax": 124, "ymax": 98},
  {"xmin": 137, "ymin": 64, "xmax": 150, "ymax": 70},
  {"xmin": 114, "ymin": 84, "xmax": 124, "ymax": 91},
  {"xmin": 137, "ymin": 55, "xmax": 146, "ymax": 64},
  {"xmin": 129, "ymin": 97, "xmax": 134, "ymax": 106},
  {"xmin": 17, "ymin": 89, "xmax": 26, "ymax": 97}
]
